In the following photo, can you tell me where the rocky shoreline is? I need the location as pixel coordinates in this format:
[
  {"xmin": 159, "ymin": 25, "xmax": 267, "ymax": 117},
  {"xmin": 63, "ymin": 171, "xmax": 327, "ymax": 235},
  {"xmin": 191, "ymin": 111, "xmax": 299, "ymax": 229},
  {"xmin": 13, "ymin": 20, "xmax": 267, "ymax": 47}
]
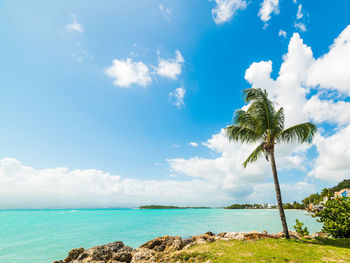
[{"xmin": 53, "ymin": 231, "xmax": 327, "ymax": 263}]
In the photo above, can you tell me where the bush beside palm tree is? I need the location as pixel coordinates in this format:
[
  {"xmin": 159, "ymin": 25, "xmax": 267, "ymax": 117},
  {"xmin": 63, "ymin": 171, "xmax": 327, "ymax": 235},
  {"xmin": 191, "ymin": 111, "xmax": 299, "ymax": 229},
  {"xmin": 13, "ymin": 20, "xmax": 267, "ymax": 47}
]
[{"xmin": 225, "ymin": 88, "xmax": 317, "ymax": 239}]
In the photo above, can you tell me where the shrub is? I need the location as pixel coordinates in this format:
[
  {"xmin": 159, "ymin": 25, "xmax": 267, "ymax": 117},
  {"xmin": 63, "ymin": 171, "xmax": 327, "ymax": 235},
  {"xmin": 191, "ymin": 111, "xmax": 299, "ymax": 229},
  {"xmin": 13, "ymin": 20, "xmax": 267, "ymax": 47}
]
[
  {"xmin": 293, "ymin": 219, "xmax": 309, "ymax": 237},
  {"xmin": 313, "ymin": 197, "xmax": 350, "ymax": 238}
]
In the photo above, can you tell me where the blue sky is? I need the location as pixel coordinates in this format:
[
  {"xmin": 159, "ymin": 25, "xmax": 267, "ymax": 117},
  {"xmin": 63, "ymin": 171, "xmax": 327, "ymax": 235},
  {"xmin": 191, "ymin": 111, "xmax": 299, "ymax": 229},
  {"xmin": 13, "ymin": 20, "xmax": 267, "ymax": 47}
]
[{"xmin": 1, "ymin": 0, "xmax": 350, "ymax": 208}]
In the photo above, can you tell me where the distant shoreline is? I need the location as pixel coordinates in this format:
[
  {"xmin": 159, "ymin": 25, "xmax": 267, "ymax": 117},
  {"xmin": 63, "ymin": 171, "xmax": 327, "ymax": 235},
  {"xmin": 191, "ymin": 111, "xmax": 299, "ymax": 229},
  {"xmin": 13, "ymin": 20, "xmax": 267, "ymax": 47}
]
[
  {"xmin": 138, "ymin": 205, "xmax": 212, "ymax": 209},
  {"xmin": 138, "ymin": 205, "xmax": 305, "ymax": 210}
]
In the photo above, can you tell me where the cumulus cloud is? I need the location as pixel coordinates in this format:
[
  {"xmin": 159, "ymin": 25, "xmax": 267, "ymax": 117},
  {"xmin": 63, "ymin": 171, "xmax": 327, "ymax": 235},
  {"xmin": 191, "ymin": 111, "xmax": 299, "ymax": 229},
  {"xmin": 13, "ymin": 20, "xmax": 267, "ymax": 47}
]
[
  {"xmin": 243, "ymin": 25, "xmax": 350, "ymax": 183},
  {"xmin": 0, "ymin": 158, "xmax": 222, "ymax": 209},
  {"xmin": 66, "ymin": 14, "xmax": 83, "ymax": 33},
  {"xmin": 189, "ymin": 142, "xmax": 198, "ymax": 147},
  {"xmin": 303, "ymin": 95, "xmax": 350, "ymax": 125},
  {"xmin": 309, "ymin": 126, "xmax": 350, "ymax": 183},
  {"xmin": 0, "ymin": 156, "xmax": 315, "ymax": 209},
  {"xmin": 169, "ymin": 87, "xmax": 185, "ymax": 107},
  {"xmin": 307, "ymin": 25, "xmax": 350, "ymax": 95},
  {"xmin": 279, "ymin": 30, "xmax": 287, "ymax": 38},
  {"xmin": 258, "ymin": 0, "xmax": 279, "ymax": 23},
  {"xmin": 168, "ymin": 130, "xmax": 312, "ymax": 202},
  {"xmin": 105, "ymin": 58, "xmax": 151, "ymax": 88},
  {"xmin": 165, "ymin": 26, "xmax": 350, "ymax": 192},
  {"xmin": 156, "ymin": 50, "xmax": 185, "ymax": 79},
  {"xmin": 211, "ymin": 0, "xmax": 247, "ymax": 24}
]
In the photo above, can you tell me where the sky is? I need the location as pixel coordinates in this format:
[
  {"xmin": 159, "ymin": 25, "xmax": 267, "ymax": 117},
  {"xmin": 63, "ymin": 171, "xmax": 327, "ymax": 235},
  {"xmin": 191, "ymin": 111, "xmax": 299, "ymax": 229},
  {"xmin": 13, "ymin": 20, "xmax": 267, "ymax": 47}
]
[{"xmin": 0, "ymin": 0, "xmax": 350, "ymax": 209}]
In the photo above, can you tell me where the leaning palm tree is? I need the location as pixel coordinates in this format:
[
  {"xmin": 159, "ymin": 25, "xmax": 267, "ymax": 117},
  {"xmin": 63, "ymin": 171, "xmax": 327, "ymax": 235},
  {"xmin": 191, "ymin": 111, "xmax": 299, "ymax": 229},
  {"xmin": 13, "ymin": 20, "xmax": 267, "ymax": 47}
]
[{"xmin": 225, "ymin": 88, "xmax": 316, "ymax": 239}]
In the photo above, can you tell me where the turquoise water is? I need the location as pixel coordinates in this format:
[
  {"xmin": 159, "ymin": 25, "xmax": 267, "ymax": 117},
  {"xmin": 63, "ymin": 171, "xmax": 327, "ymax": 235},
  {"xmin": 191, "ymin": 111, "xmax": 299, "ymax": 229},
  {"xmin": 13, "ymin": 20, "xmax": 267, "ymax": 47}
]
[{"xmin": 0, "ymin": 209, "xmax": 321, "ymax": 263}]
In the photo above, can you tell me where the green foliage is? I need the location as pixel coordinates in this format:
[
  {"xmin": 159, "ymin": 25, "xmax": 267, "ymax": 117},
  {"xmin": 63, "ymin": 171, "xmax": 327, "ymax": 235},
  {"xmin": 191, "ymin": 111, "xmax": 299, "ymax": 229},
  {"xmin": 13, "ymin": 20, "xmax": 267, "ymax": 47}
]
[
  {"xmin": 139, "ymin": 205, "xmax": 210, "ymax": 209},
  {"xmin": 225, "ymin": 203, "xmax": 275, "ymax": 209},
  {"xmin": 283, "ymin": 202, "xmax": 304, "ymax": 209},
  {"xmin": 329, "ymin": 179, "xmax": 350, "ymax": 193},
  {"xmin": 313, "ymin": 197, "xmax": 350, "ymax": 238},
  {"xmin": 302, "ymin": 193, "xmax": 322, "ymax": 206},
  {"xmin": 293, "ymin": 219, "xmax": 309, "ymax": 237},
  {"xmin": 302, "ymin": 179, "xmax": 350, "ymax": 206},
  {"xmin": 225, "ymin": 88, "xmax": 316, "ymax": 167}
]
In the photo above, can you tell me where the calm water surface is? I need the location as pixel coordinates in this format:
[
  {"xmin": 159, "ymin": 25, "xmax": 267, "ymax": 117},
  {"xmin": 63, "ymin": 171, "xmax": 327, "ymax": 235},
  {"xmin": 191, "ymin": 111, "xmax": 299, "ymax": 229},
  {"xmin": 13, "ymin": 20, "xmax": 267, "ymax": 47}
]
[{"xmin": 0, "ymin": 209, "xmax": 321, "ymax": 263}]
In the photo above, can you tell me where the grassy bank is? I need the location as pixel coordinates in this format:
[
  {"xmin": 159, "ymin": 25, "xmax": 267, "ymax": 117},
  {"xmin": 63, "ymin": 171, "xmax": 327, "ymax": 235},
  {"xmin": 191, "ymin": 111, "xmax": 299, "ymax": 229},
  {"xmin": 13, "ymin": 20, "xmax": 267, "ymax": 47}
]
[{"xmin": 162, "ymin": 238, "xmax": 350, "ymax": 262}]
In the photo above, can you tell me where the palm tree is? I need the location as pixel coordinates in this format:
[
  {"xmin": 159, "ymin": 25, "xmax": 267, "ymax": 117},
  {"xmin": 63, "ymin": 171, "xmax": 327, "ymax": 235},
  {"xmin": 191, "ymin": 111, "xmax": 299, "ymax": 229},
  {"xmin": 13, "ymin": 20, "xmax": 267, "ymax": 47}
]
[{"xmin": 225, "ymin": 88, "xmax": 317, "ymax": 239}]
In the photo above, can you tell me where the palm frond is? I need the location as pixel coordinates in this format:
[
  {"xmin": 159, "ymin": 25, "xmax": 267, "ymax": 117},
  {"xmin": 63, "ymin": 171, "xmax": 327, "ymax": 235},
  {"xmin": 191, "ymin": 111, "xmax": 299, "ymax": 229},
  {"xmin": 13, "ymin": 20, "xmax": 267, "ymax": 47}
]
[
  {"xmin": 277, "ymin": 122, "xmax": 317, "ymax": 144},
  {"xmin": 247, "ymin": 96, "xmax": 276, "ymax": 135},
  {"xmin": 225, "ymin": 125, "xmax": 261, "ymax": 143},
  {"xmin": 234, "ymin": 110, "xmax": 260, "ymax": 130},
  {"xmin": 243, "ymin": 88, "xmax": 268, "ymax": 104},
  {"xmin": 243, "ymin": 142, "xmax": 265, "ymax": 168},
  {"xmin": 271, "ymin": 107, "xmax": 285, "ymax": 137}
]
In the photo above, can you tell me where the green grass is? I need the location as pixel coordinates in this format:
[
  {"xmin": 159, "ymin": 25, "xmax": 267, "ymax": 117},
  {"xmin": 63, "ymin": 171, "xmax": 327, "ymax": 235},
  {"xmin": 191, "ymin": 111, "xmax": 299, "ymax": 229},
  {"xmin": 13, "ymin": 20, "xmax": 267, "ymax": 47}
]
[{"xmin": 166, "ymin": 238, "xmax": 350, "ymax": 262}]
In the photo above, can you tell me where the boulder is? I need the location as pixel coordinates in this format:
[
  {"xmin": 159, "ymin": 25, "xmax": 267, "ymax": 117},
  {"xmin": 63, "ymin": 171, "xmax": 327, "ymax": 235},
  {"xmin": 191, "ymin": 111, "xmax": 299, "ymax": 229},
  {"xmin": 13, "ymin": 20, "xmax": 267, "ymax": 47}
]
[
  {"xmin": 191, "ymin": 233, "xmax": 215, "ymax": 244},
  {"xmin": 140, "ymin": 235, "xmax": 186, "ymax": 252},
  {"xmin": 57, "ymin": 241, "xmax": 132, "ymax": 263},
  {"xmin": 219, "ymin": 232, "xmax": 246, "ymax": 241},
  {"xmin": 130, "ymin": 248, "xmax": 156, "ymax": 263},
  {"xmin": 64, "ymin": 247, "xmax": 85, "ymax": 262}
]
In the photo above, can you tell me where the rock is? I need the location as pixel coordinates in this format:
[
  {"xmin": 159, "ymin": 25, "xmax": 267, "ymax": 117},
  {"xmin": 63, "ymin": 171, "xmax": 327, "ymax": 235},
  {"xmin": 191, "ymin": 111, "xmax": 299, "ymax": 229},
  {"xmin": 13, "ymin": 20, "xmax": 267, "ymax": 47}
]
[
  {"xmin": 217, "ymin": 232, "xmax": 227, "ymax": 237},
  {"xmin": 191, "ymin": 234, "xmax": 215, "ymax": 244},
  {"xmin": 310, "ymin": 232, "xmax": 328, "ymax": 239},
  {"xmin": 64, "ymin": 247, "xmax": 85, "ymax": 262},
  {"xmin": 221, "ymin": 232, "xmax": 246, "ymax": 241},
  {"xmin": 58, "ymin": 241, "xmax": 132, "ymax": 263},
  {"xmin": 140, "ymin": 235, "xmax": 185, "ymax": 252},
  {"xmin": 112, "ymin": 246, "xmax": 133, "ymax": 262},
  {"xmin": 243, "ymin": 233, "xmax": 276, "ymax": 240},
  {"xmin": 131, "ymin": 248, "xmax": 156, "ymax": 263},
  {"xmin": 205, "ymin": 231, "xmax": 215, "ymax": 236}
]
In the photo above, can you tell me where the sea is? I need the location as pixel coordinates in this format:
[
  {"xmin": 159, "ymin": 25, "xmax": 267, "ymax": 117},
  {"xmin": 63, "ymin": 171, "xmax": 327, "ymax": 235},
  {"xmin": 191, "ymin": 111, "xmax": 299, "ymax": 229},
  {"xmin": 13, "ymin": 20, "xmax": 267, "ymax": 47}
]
[{"xmin": 0, "ymin": 209, "xmax": 322, "ymax": 263}]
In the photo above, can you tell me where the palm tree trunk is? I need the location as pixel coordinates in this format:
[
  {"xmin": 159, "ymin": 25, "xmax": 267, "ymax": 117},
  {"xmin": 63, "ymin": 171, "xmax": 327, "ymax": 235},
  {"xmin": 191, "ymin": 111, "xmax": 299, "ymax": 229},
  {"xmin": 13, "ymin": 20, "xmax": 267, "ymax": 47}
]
[{"xmin": 270, "ymin": 150, "xmax": 290, "ymax": 239}]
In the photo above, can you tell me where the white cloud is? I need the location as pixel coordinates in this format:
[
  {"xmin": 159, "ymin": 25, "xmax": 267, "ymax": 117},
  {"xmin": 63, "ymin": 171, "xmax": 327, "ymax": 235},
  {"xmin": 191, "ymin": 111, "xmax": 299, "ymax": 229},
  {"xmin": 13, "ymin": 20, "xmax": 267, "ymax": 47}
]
[
  {"xmin": 169, "ymin": 87, "xmax": 185, "ymax": 108},
  {"xmin": 303, "ymin": 95, "xmax": 350, "ymax": 125},
  {"xmin": 66, "ymin": 14, "xmax": 84, "ymax": 33},
  {"xmin": 258, "ymin": 0, "xmax": 279, "ymax": 23},
  {"xmin": 294, "ymin": 22, "xmax": 306, "ymax": 32},
  {"xmin": 0, "ymin": 158, "xmax": 224, "ymax": 209},
  {"xmin": 244, "ymin": 25, "xmax": 350, "ymax": 183},
  {"xmin": 245, "ymin": 33, "xmax": 314, "ymax": 127},
  {"xmin": 307, "ymin": 25, "xmax": 350, "ymax": 95},
  {"xmin": 105, "ymin": 58, "xmax": 151, "ymax": 88},
  {"xmin": 156, "ymin": 50, "xmax": 184, "ymax": 79},
  {"xmin": 309, "ymin": 126, "xmax": 350, "ymax": 183},
  {"xmin": 279, "ymin": 29, "xmax": 287, "ymax": 38},
  {"xmin": 211, "ymin": 0, "xmax": 247, "ymax": 24},
  {"xmin": 0, "ymin": 157, "xmax": 314, "ymax": 209},
  {"xmin": 165, "ymin": 26, "xmax": 350, "ymax": 197},
  {"xmin": 189, "ymin": 142, "xmax": 198, "ymax": 147},
  {"xmin": 296, "ymin": 4, "xmax": 303, "ymax": 19},
  {"xmin": 168, "ymin": 130, "xmax": 312, "ymax": 202},
  {"xmin": 248, "ymin": 182, "xmax": 316, "ymax": 203}
]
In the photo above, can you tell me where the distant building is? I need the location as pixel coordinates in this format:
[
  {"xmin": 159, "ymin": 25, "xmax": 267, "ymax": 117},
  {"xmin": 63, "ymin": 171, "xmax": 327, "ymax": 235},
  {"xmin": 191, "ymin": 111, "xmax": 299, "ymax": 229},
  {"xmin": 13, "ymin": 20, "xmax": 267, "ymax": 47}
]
[{"xmin": 334, "ymin": 188, "xmax": 350, "ymax": 198}]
